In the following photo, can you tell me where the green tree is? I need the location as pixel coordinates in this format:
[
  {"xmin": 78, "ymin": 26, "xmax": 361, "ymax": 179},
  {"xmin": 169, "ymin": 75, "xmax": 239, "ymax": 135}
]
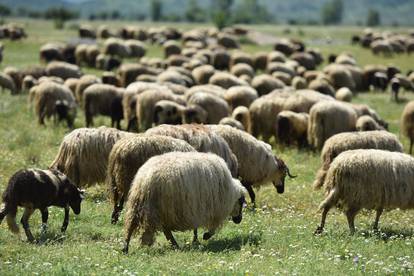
[
  {"xmin": 366, "ymin": 9, "xmax": 381, "ymax": 26},
  {"xmin": 151, "ymin": 0, "xmax": 162, "ymax": 22},
  {"xmin": 321, "ymin": 0, "xmax": 343, "ymax": 25},
  {"xmin": 211, "ymin": 0, "xmax": 233, "ymax": 29},
  {"xmin": 44, "ymin": 7, "xmax": 79, "ymax": 29},
  {"xmin": 0, "ymin": 4, "xmax": 11, "ymax": 16},
  {"xmin": 233, "ymin": 0, "xmax": 271, "ymax": 24},
  {"xmin": 185, "ymin": 0, "xmax": 206, "ymax": 22}
]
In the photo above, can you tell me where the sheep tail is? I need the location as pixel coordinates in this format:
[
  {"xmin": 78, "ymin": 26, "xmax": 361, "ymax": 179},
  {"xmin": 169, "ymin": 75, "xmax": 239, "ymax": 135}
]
[
  {"xmin": 313, "ymin": 169, "xmax": 327, "ymax": 190},
  {"xmin": 318, "ymin": 187, "xmax": 339, "ymax": 212}
]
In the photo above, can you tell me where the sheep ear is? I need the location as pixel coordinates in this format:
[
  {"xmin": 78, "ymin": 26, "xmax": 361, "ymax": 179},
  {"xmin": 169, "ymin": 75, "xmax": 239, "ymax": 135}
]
[{"xmin": 154, "ymin": 105, "xmax": 163, "ymax": 113}]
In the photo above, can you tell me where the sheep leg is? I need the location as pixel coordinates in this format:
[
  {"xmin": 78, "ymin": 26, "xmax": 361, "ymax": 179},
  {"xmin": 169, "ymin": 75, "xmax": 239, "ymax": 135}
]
[
  {"xmin": 345, "ymin": 208, "xmax": 358, "ymax": 235},
  {"xmin": 21, "ymin": 207, "xmax": 35, "ymax": 242},
  {"xmin": 242, "ymin": 181, "xmax": 256, "ymax": 206},
  {"xmin": 163, "ymin": 229, "xmax": 179, "ymax": 248},
  {"xmin": 314, "ymin": 207, "xmax": 330, "ymax": 235},
  {"xmin": 373, "ymin": 208, "xmax": 383, "ymax": 231},
  {"xmin": 0, "ymin": 203, "xmax": 8, "ymax": 224},
  {"xmin": 40, "ymin": 208, "xmax": 49, "ymax": 234},
  {"xmin": 410, "ymin": 138, "xmax": 413, "ymax": 155},
  {"xmin": 111, "ymin": 195, "xmax": 125, "ymax": 224},
  {"xmin": 192, "ymin": 229, "xmax": 199, "ymax": 244},
  {"xmin": 61, "ymin": 206, "xmax": 69, "ymax": 233}
]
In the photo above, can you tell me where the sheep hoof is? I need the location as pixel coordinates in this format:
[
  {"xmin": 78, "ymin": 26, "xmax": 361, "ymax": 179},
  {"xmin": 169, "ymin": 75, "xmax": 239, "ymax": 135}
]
[
  {"xmin": 122, "ymin": 245, "xmax": 129, "ymax": 254},
  {"xmin": 314, "ymin": 226, "xmax": 324, "ymax": 235},
  {"xmin": 40, "ymin": 224, "xmax": 48, "ymax": 235}
]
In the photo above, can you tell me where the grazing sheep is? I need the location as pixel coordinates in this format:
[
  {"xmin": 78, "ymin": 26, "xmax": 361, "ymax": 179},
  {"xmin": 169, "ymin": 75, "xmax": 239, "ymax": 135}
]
[
  {"xmin": 187, "ymin": 92, "xmax": 230, "ymax": 124},
  {"xmin": 232, "ymin": 106, "xmax": 251, "ymax": 133},
  {"xmin": 351, "ymin": 103, "xmax": 388, "ymax": 130},
  {"xmin": 217, "ymin": 33, "xmax": 239, "ymax": 49},
  {"xmin": 401, "ymin": 101, "xmax": 414, "ymax": 154},
  {"xmin": 209, "ymin": 72, "xmax": 247, "ymax": 89},
  {"xmin": 146, "ymin": 124, "xmax": 238, "ymax": 177},
  {"xmin": 118, "ymin": 63, "xmax": 159, "ymax": 87},
  {"xmin": 212, "ymin": 50, "xmax": 231, "ymax": 70},
  {"xmin": 136, "ymin": 89, "xmax": 184, "ymax": 131},
  {"xmin": 275, "ymin": 111, "xmax": 309, "ymax": 147},
  {"xmin": 208, "ymin": 125, "xmax": 295, "ymax": 204},
  {"xmin": 33, "ymin": 81, "xmax": 77, "ymax": 128},
  {"xmin": 40, "ymin": 43, "xmax": 64, "ymax": 63},
  {"xmin": 219, "ymin": 117, "xmax": 245, "ymax": 131},
  {"xmin": 307, "ymin": 101, "xmax": 357, "ymax": 150},
  {"xmin": 192, "ymin": 65, "xmax": 215, "ymax": 85},
  {"xmin": 22, "ymin": 75, "xmax": 38, "ymax": 93},
  {"xmin": 314, "ymin": 149, "xmax": 414, "ymax": 234},
  {"xmin": 372, "ymin": 72, "xmax": 388, "ymax": 91},
  {"xmin": 83, "ymin": 84, "xmax": 124, "ymax": 129},
  {"xmin": 103, "ymin": 38, "xmax": 130, "ymax": 58},
  {"xmin": 75, "ymin": 74, "xmax": 101, "ymax": 103},
  {"xmin": 182, "ymin": 105, "xmax": 208, "ymax": 124},
  {"xmin": 356, "ymin": 115, "xmax": 384, "ymax": 131},
  {"xmin": 308, "ymin": 78, "xmax": 336, "ymax": 97},
  {"xmin": 64, "ymin": 78, "xmax": 78, "ymax": 95},
  {"xmin": 0, "ymin": 72, "xmax": 16, "ymax": 94},
  {"xmin": 102, "ymin": 71, "xmax": 120, "ymax": 87},
  {"xmin": 153, "ymin": 100, "xmax": 185, "ymax": 126},
  {"xmin": 230, "ymin": 63, "xmax": 254, "ymax": 78},
  {"xmin": 292, "ymin": 76, "xmax": 307, "ymax": 90},
  {"xmin": 50, "ymin": 127, "xmax": 133, "ymax": 187},
  {"xmin": 335, "ymin": 87, "xmax": 353, "ymax": 102},
  {"xmin": 0, "ymin": 169, "xmax": 84, "ymax": 242},
  {"xmin": 4, "ymin": 66, "xmax": 22, "ymax": 92},
  {"xmin": 125, "ymin": 40, "xmax": 146, "ymax": 58},
  {"xmin": 107, "ymin": 135, "xmax": 196, "ymax": 224},
  {"xmin": 313, "ymin": 131, "xmax": 402, "ymax": 190},
  {"xmin": 251, "ymin": 74, "xmax": 285, "ymax": 96},
  {"xmin": 122, "ymin": 152, "xmax": 246, "ymax": 252},
  {"xmin": 163, "ymin": 40, "xmax": 181, "ymax": 57},
  {"xmin": 95, "ymin": 54, "xmax": 121, "ymax": 71},
  {"xmin": 46, "ymin": 61, "xmax": 82, "ymax": 80},
  {"xmin": 224, "ymin": 86, "xmax": 258, "ymax": 109},
  {"xmin": 325, "ymin": 64, "xmax": 356, "ymax": 91},
  {"xmin": 390, "ymin": 78, "xmax": 401, "ymax": 102}
]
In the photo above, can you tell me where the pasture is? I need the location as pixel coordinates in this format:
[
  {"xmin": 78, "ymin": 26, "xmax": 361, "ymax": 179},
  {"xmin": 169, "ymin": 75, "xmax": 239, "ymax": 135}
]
[{"xmin": 1, "ymin": 19, "xmax": 414, "ymax": 275}]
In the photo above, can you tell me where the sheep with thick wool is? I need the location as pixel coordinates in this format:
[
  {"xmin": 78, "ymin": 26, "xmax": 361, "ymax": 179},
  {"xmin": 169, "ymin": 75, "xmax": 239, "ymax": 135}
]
[
  {"xmin": 46, "ymin": 61, "xmax": 82, "ymax": 80},
  {"xmin": 315, "ymin": 149, "xmax": 414, "ymax": 234},
  {"xmin": 50, "ymin": 126, "xmax": 133, "ymax": 187},
  {"xmin": 145, "ymin": 124, "xmax": 238, "ymax": 177},
  {"xmin": 275, "ymin": 111, "xmax": 309, "ymax": 147},
  {"xmin": 0, "ymin": 72, "xmax": 16, "ymax": 94},
  {"xmin": 33, "ymin": 81, "xmax": 77, "ymax": 128},
  {"xmin": 187, "ymin": 92, "xmax": 230, "ymax": 124},
  {"xmin": 232, "ymin": 106, "xmax": 251, "ymax": 133},
  {"xmin": 207, "ymin": 124, "xmax": 295, "ymax": 204},
  {"xmin": 224, "ymin": 86, "xmax": 258, "ymax": 109},
  {"xmin": 307, "ymin": 101, "xmax": 357, "ymax": 150},
  {"xmin": 401, "ymin": 101, "xmax": 414, "ymax": 154},
  {"xmin": 356, "ymin": 115, "xmax": 385, "ymax": 131},
  {"xmin": 122, "ymin": 152, "xmax": 246, "ymax": 252},
  {"xmin": 107, "ymin": 135, "xmax": 196, "ymax": 224},
  {"xmin": 83, "ymin": 84, "xmax": 124, "ymax": 129},
  {"xmin": 313, "ymin": 131, "xmax": 403, "ymax": 190}
]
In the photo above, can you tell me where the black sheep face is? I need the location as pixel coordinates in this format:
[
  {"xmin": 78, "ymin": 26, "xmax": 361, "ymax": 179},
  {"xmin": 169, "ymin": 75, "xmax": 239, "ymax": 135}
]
[
  {"xmin": 55, "ymin": 100, "xmax": 77, "ymax": 128},
  {"xmin": 153, "ymin": 105, "xmax": 182, "ymax": 125},
  {"xmin": 66, "ymin": 185, "xmax": 85, "ymax": 215},
  {"xmin": 231, "ymin": 196, "xmax": 246, "ymax": 224}
]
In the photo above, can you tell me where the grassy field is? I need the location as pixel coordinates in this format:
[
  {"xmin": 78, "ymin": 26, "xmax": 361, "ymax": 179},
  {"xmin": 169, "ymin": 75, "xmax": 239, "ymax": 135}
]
[{"xmin": 1, "ymin": 19, "xmax": 414, "ymax": 275}]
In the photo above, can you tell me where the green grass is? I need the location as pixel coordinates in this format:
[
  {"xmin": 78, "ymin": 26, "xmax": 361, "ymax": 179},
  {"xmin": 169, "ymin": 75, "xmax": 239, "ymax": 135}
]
[{"xmin": 1, "ymin": 19, "xmax": 414, "ymax": 275}]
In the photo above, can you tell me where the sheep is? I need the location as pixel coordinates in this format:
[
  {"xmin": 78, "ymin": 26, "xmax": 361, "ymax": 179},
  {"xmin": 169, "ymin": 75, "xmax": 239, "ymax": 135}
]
[
  {"xmin": 390, "ymin": 78, "xmax": 401, "ymax": 102},
  {"xmin": 212, "ymin": 50, "xmax": 231, "ymax": 70},
  {"xmin": 102, "ymin": 71, "xmax": 120, "ymax": 87},
  {"xmin": 50, "ymin": 127, "xmax": 133, "ymax": 187},
  {"xmin": 224, "ymin": 86, "xmax": 258, "ymax": 109},
  {"xmin": 217, "ymin": 33, "xmax": 239, "ymax": 49},
  {"xmin": 324, "ymin": 64, "xmax": 356, "ymax": 91},
  {"xmin": 125, "ymin": 40, "xmax": 146, "ymax": 58},
  {"xmin": 136, "ymin": 89, "xmax": 184, "ymax": 131},
  {"xmin": 118, "ymin": 63, "xmax": 159, "ymax": 87},
  {"xmin": 33, "ymin": 81, "xmax": 77, "ymax": 128},
  {"xmin": 163, "ymin": 40, "xmax": 181, "ymax": 57},
  {"xmin": 251, "ymin": 74, "xmax": 285, "ymax": 96},
  {"xmin": 230, "ymin": 51, "xmax": 253, "ymax": 67},
  {"xmin": 372, "ymin": 71, "xmax": 388, "ymax": 91},
  {"xmin": 219, "ymin": 117, "xmax": 245, "ymax": 131},
  {"xmin": 230, "ymin": 63, "xmax": 255, "ymax": 78},
  {"xmin": 209, "ymin": 72, "xmax": 247, "ymax": 89},
  {"xmin": 275, "ymin": 111, "xmax": 309, "ymax": 147},
  {"xmin": 355, "ymin": 115, "xmax": 385, "ymax": 131},
  {"xmin": 0, "ymin": 168, "xmax": 84, "ymax": 242},
  {"xmin": 46, "ymin": 61, "xmax": 82, "ymax": 80},
  {"xmin": 314, "ymin": 149, "xmax": 414, "ymax": 234},
  {"xmin": 182, "ymin": 105, "xmax": 208, "ymax": 124},
  {"xmin": 40, "ymin": 43, "xmax": 64, "ymax": 63},
  {"xmin": 0, "ymin": 72, "xmax": 16, "ymax": 94},
  {"xmin": 308, "ymin": 78, "xmax": 336, "ymax": 97},
  {"xmin": 4, "ymin": 66, "xmax": 22, "ymax": 92},
  {"xmin": 401, "ymin": 101, "xmax": 414, "ymax": 154},
  {"xmin": 187, "ymin": 92, "xmax": 230, "ymax": 124},
  {"xmin": 307, "ymin": 101, "xmax": 357, "ymax": 150},
  {"xmin": 145, "ymin": 124, "xmax": 238, "ymax": 177},
  {"xmin": 95, "ymin": 54, "xmax": 121, "ymax": 71},
  {"xmin": 22, "ymin": 75, "xmax": 38, "ymax": 93},
  {"xmin": 107, "ymin": 135, "xmax": 196, "ymax": 224},
  {"xmin": 292, "ymin": 76, "xmax": 307, "ymax": 90},
  {"xmin": 192, "ymin": 65, "xmax": 215, "ymax": 85},
  {"xmin": 207, "ymin": 124, "xmax": 295, "ymax": 204},
  {"xmin": 313, "ymin": 131, "xmax": 403, "ymax": 190},
  {"xmin": 123, "ymin": 82, "xmax": 170, "ymax": 131},
  {"xmin": 153, "ymin": 100, "xmax": 185, "ymax": 126},
  {"xmin": 103, "ymin": 38, "xmax": 130, "ymax": 58},
  {"xmin": 232, "ymin": 106, "xmax": 251, "ymax": 133},
  {"xmin": 75, "ymin": 74, "xmax": 101, "ymax": 103},
  {"xmin": 83, "ymin": 84, "xmax": 124, "ymax": 129},
  {"xmin": 335, "ymin": 87, "xmax": 352, "ymax": 102},
  {"xmin": 351, "ymin": 103, "xmax": 388, "ymax": 130},
  {"xmin": 122, "ymin": 152, "xmax": 246, "ymax": 252}
]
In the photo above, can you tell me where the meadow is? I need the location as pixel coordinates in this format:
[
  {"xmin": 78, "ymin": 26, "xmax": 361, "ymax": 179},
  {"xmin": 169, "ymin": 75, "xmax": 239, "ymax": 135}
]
[{"xmin": 0, "ymin": 19, "xmax": 414, "ymax": 275}]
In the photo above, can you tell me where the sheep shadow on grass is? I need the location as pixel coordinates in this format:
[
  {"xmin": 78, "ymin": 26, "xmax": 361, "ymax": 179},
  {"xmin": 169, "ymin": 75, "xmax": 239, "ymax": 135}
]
[
  {"xmin": 199, "ymin": 232, "xmax": 262, "ymax": 253},
  {"xmin": 34, "ymin": 230, "xmax": 67, "ymax": 245},
  {"xmin": 360, "ymin": 227, "xmax": 414, "ymax": 242}
]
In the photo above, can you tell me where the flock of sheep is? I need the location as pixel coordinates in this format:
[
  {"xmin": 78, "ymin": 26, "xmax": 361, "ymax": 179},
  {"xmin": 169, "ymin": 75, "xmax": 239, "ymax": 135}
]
[{"xmin": 1, "ymin": 23, "xmax": 414, "ymax": 253}]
